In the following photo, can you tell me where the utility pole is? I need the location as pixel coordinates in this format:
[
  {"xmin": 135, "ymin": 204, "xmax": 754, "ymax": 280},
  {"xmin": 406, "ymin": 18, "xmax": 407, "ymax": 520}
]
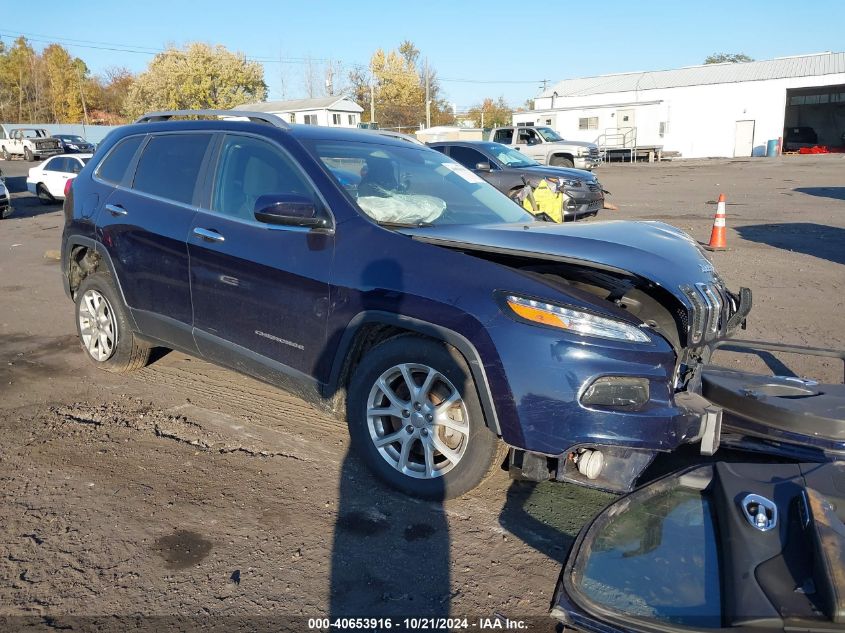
[
  {"xmin": 75, "ymin": 64, "xmax": 89, "ymax": 132},
  {"xmin": 540, "ymin": 79, "xmax": 549, "ymax": 92},
  {"xmin": 424, "ymin": 58, "xmax": 431, "ymax": 129},
  {"xmin": 369, "ymin": 81, "xmax": 375, "ymax": 124}
]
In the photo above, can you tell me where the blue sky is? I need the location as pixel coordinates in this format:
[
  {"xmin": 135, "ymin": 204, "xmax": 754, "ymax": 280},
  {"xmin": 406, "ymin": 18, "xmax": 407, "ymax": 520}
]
[{"xmin": 2, "ymin": 0, "xmax": 844, "ymax": 112}]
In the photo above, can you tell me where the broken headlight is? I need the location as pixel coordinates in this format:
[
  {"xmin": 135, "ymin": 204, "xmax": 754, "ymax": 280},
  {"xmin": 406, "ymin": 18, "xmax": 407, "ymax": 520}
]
[{"xmin": 502, "ymin": 294, "xmax": 651, "ymax": 343}]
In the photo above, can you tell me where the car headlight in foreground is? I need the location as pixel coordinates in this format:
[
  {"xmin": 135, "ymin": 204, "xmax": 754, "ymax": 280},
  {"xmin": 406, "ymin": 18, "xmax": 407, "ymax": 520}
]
[{"xmin": 502, "ymin": 294, "xmax": 651, "ymax": 343}]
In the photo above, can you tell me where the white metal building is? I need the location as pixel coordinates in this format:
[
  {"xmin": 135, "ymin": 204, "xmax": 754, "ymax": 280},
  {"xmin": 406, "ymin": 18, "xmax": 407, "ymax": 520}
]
[
  {"xmin": 234, "ymin": 96, "xmax": 363, "ymax": 127},
  {"xmin": 515, "ymin": 52, "xmax": 845, "ymax": 158}
]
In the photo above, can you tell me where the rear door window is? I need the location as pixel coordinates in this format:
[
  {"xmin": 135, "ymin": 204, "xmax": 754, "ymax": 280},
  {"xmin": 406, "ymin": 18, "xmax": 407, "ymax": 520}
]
[
  {"xmin": 448, "ymin": 146, "xmax": 489, "ymax": 170},
  {"xmin": 132, "ymin": 134, "xmax": 212, "ymax": 205},
  {"xmin": 96, "ymin": 136, "xmax": 144, "ymax": 185},
  {"xmin": 493, "ymin": 129, "xmax": 513, "ymax": 144},
  {"xmin": 44, "ymin": 157, "xmax": 65, "ymax": 172}
]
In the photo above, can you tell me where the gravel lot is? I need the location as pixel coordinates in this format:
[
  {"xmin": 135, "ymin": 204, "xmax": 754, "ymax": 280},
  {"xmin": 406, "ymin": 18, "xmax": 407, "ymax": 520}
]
[{"xmin": 1, "ymin": 154, "xmax": 843, "ymax": 631}]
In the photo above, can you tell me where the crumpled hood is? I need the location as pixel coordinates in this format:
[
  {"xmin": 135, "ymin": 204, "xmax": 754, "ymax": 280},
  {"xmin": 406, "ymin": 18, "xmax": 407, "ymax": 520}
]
[{"xmin": 399, "ymin": 220, "xmax": 718, "ymax": 293}]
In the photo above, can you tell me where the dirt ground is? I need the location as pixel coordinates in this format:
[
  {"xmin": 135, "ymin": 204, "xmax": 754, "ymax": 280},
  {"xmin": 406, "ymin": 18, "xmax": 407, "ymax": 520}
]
[{"xmin": 1, "ymin": 154, "xmax": 843, "ymax": 631}]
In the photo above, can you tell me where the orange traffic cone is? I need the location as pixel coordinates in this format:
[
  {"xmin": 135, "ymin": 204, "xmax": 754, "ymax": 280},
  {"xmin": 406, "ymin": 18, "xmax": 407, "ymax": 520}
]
[{"xmin": 704, "ymin": 193, "xmax": 727, "ymax": 251}]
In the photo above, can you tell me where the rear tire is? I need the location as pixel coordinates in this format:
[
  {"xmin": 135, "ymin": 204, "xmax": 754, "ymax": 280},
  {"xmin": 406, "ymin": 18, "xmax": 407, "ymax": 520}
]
[
  {"xmin": 550, "ymin": 156, "xmax": 574, "ymax": 168},
  {"xmin": 24, "ymin": 147, "xmax": 33, "ymax": 162},
  {"xmin": 74, "ymin": 272, "xmax": 151, "ymax": 373},
  {"xmin": 347, "ymin": 335, "xmax": 504, "ymax": 500},
  {"xmin": 36, "ymin": 184, "xmax": 55, "ymax": 205}
]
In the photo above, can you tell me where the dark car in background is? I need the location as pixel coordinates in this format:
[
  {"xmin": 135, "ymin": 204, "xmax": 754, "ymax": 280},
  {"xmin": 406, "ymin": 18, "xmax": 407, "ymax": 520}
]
[
  {"xmin": 430, "ymin": 141, "xmax": 605, "ymax": 221},
  {"xmin": 783, "ymin": 126, "xmax": 818, "ymax": 151},
  {"xmin": 61, "ymin": 109, "xmax": 750, "ymax": 501},
  {"xmin": 54, "ymin": 134, "xmax": 96, "ymax": 154}
]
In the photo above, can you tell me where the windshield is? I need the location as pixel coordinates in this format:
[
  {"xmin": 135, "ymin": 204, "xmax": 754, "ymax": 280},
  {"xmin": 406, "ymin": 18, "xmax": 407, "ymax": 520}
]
[
  {"xmin": 488, "ymin": 144, "xmax": 540, "ymax": 168},
  {"xmin": 308, "ymin": 140, "xmax": 533, "ymax": 227},
  {"xmin": 59, "ymin": 135, "xmax": 86, "ymax": 143},
  {"xmin": 536, "ymin": 127, "xmax": 564, "ymax": 142}
]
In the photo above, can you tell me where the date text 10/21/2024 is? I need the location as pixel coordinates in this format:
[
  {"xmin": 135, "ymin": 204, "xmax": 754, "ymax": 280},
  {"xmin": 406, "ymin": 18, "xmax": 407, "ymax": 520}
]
[{"xmin": 307, "ymin": 617, "xmax": 529, "ymax": 630}]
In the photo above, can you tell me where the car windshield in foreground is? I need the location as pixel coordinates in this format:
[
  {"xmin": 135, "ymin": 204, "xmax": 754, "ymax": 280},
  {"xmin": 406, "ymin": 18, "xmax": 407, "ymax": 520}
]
[
  {"xmin": 489, "ymin": 144, "xmax": 540, "ymax": 168},
  {"xmin": 308, "ymin": 140, "xmax": 533, "ymax": 227},
  {"xmin": 536, "ymin": 127, "xmax": 564, "ymax": 142}
]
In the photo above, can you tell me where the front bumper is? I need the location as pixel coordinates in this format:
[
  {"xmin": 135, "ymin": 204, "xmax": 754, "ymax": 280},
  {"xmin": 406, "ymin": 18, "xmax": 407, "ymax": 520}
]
[
  {"xmin": 33, "ymin": 147, "xmax": 62, "ymax": 158},
  {"xmin": 563, "ymin": 189, "xmax": 604, "ymax": 220},
  {"xmin": 574, "ymin": 155, "xmax": 601, "ymax": 170},
  {"xmin": 0, "ymin": 192, "xmax": 11, "ymax": 218},
  {"xmin": 486, "ymin": 314, "xmax": 708, "ymax": 461}
]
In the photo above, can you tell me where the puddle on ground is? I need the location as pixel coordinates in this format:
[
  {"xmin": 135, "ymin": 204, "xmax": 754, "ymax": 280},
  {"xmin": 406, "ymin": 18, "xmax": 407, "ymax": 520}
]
[{"xmin": 153, "ymin": 530, "xmax": 212, "ymax": 570}]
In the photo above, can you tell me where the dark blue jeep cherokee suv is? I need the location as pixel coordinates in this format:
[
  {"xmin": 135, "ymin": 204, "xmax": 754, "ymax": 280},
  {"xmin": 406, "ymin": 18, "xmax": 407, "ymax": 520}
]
[{"xmin": 61, "ymin": 110, "xmax": 750, "ymax": 499}]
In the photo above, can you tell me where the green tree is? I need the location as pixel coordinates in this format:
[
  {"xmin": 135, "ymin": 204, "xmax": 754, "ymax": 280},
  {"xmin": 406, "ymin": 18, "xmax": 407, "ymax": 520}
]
[
  {"xmin": 704, "ymin": 52, "xmax": 754, "ymax": 64},
  {"xmin": 124, "ymin": 43, "xmax": 266, "ymax": 119},
  {"xmin": 467, "ymin": 97, "xmax": 511, "ymax": 128}
]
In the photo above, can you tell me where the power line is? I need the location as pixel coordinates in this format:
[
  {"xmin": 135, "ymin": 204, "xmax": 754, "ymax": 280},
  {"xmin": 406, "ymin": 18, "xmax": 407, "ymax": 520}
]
[{"xmin": 0, "ymin": 30, "xmax": 548, "ymax": 87}]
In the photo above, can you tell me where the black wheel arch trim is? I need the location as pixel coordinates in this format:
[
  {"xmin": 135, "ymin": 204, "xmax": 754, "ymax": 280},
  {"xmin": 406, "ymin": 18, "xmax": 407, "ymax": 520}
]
[
  {"xmin": 325, "ymin": 311, "xmax": 502, "ymax": 435},
  {"xmin": 62, "ymin": 235, "xmax": 140, "ymax": 331}
]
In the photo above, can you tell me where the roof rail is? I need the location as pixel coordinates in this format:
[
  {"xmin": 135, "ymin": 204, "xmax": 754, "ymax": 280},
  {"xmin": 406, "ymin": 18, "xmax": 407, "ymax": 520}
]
[{"xmin": 134, "ymin": 109, "xmax": 291, "ymax": 130}]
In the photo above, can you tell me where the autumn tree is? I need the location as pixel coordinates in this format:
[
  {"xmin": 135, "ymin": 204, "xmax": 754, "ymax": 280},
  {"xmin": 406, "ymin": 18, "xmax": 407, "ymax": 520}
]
[
  {"xmin": 124, "ymin": 43, "xmax": 266, "ymax": 119},
  {"xmin": 467, "ymin": 97, "xmax": 511, "ymax": 128},
  {"xmin": 704, "ymin": 53, "xmax": 753, "ymax": 64},
  {"xmin": 42, "ymin": 44, "xmax": 88, "ymax": 123},
  {"xmin": 348, "ymin": 40, "xmax": 454, "ymax": 129},
  {"xmin": 92, "ymin": 67, "xmax": 135, "ymax": 122}
]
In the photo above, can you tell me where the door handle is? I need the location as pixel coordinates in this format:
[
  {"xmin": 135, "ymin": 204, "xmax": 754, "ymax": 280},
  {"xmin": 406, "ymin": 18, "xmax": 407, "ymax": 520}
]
[
  {"xmin": 193, "ymin": 227, "xmax": 225, "ymax": 243},
  {"xmin": 105, "ymin": 203, "xmax": 127, "ymax": 216}
]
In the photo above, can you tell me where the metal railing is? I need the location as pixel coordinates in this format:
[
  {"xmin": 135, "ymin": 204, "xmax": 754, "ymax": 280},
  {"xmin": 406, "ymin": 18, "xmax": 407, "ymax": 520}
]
[{"xmin": 596, "ymin": 126, "xmax": 637, "ymax": 163}]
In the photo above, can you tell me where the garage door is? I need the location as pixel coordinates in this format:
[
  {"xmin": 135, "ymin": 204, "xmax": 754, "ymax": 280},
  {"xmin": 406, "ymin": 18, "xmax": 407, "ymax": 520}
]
[{"xmin": 784, "ymin": 84, "xmax": 845, "ymax": 149}]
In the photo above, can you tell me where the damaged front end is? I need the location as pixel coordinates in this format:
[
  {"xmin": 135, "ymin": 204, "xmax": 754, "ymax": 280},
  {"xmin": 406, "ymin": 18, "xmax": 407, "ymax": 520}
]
[{"xmin": 401, "ymin": 220, "xmax": 752, "ymax": 493}]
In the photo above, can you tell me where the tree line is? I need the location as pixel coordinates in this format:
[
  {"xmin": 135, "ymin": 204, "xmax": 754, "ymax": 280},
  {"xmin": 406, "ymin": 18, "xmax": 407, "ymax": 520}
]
[{"xmin": 0, "ymin": 35, "xmax": 513, "ymax": 130}]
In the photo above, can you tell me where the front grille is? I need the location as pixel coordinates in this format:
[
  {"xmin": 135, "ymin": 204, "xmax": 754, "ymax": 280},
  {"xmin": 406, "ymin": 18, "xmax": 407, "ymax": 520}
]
[
  {"xmin": 681, "ymin": 283, "xmax": 728, "ymax": 345},
  {"xmin": 588, "ymin": 147, "xmax": 600, "ymax": 158}
]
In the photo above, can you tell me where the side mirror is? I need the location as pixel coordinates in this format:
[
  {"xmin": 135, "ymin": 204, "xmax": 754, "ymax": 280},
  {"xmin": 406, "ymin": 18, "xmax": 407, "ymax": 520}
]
[
  {"xmin": 254, "ymin": 193, "xmax": 326, "ymax": 228},
  {"xmin": 475, "ymin": 161, "xmax": 492, "ymax": 172}
]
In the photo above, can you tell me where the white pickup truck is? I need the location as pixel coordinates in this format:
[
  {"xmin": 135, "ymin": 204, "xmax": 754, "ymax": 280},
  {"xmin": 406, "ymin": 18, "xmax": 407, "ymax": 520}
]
[
  {"xmin": 1, "ymin": 128, "xmax": 63, "ymax": 162},
  {"xmin": 486, "ymin": 125, "xmax": 600, "ymax": 170}
]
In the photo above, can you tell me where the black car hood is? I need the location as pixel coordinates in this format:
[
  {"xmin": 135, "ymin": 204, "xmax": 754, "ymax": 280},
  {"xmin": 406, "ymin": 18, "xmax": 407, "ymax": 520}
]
[
  {"xmin": 520, "ymin": 165, "xmax": 597, "ymax": 182},
  {"xmin": 399, "ymin": 220, "xmax": 717, "ymax": 292}
]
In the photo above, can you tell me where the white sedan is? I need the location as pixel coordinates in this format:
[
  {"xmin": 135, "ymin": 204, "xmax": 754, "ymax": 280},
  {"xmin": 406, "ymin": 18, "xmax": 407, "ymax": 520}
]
[{"xmin": 27, "ymin": 153, "xmax": 92, "ymax": 204}]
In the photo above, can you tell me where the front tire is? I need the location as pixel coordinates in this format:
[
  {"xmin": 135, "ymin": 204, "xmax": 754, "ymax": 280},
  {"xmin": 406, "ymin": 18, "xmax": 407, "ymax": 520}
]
[
  {"xmin": 347, "ymin": 335, "xmax": 504, "ymax": 500},
  {"xmin": 36, "ymin": 184, "xmax": 55, "ymax": 205},
  {"xmin": 24, "ymin": 147, "xmax": 33, "ymax": 162},
  {"xmin": 550, "ymin": 155, "xmax": 574, "ymax": 168},
  {"xmin": 74, "ymin": 272, "xmax": 151, "ymax": 373},
  {"xmin": 1, "ymin": 146, "xmax": 9, "ymax": 160}
]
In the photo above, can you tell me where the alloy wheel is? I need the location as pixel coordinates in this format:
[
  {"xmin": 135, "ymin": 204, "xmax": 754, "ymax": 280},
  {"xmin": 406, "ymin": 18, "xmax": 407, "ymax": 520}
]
[
  {"xmin": 366, "ymin": 363, "xmax": 469, "ymax": 479},
  {"xmin": 78, "ymin": 289, "xmax": 117, "ymax": 362}
]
